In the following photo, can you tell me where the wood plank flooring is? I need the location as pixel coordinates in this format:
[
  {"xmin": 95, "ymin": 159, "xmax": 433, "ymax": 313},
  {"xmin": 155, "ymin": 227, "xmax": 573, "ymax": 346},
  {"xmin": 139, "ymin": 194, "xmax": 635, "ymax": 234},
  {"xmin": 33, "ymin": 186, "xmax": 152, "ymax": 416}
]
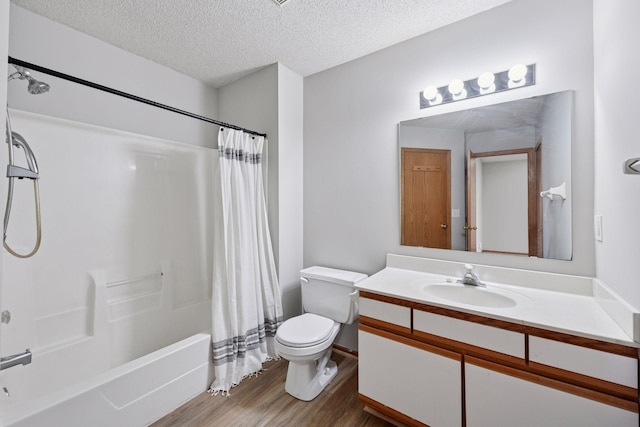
[{"xmin": 152, "ymin": 351, "xmax": 393, "ymax": 427}]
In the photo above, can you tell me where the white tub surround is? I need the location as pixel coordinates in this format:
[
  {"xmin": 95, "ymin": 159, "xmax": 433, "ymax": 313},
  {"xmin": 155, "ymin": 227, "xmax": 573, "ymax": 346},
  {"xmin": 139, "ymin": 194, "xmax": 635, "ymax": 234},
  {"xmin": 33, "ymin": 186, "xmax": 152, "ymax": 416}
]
[
  {"xmin": 0, "ymin": 110, "xmax": 213, "ymax": 426},
  {"xmin": 357, "ymin": 254, "xmax": 639, "ymax": 427}
]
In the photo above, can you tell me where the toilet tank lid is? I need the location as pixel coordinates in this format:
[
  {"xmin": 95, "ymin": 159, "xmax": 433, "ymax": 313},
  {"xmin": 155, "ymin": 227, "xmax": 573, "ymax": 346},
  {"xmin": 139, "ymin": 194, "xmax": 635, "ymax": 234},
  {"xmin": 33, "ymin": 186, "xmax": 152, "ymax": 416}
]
[{"xmin": 300, "ymin": 266, "xmax": 368, "ymax": 286}]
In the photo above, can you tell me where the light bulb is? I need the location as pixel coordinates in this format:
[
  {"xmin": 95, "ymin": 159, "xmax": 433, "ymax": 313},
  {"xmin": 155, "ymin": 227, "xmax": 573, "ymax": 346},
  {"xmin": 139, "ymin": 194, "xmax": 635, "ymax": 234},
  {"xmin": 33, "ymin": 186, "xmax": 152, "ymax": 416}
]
[
  {"xmin": 448, "ymin": 79, "xmax": 464, "ymax": 95},
  {"xmin": 477, "ymin": 72, "xmax": 496, "ymax": 94},
  {"xmin": 448, "ymin": 79, "xmax": 467, "ymax": 100},
  {"xmin": 422, "ymin": 85, "xmax": 442, "ymax": 105},
  {"xmin": 423, "ymin": 85, "xmax": 439, "ymax": 101},
  {"xmin": 508, "ymin": 64, "xmax": 528, "ymax": 88}
]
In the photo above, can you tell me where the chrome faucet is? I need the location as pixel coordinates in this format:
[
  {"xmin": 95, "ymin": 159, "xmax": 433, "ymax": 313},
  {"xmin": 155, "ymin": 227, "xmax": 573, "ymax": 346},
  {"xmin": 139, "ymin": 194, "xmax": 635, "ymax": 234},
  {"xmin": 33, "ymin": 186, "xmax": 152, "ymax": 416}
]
[
  {"xmin": 459, "ymin": 264, "xmax": 485, "ymax": 287},
  {"xmin": 0, "ymin": 349, "xmax": 32, "ymax": 371}
]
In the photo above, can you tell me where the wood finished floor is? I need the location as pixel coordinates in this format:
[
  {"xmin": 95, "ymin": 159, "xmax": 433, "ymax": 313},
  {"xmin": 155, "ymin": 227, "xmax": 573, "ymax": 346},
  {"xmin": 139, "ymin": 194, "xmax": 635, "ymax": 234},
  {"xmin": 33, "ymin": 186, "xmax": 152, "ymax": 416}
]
[{"xmin": 151, "ymin": 351, "xmax": 393, "ymax": 427}]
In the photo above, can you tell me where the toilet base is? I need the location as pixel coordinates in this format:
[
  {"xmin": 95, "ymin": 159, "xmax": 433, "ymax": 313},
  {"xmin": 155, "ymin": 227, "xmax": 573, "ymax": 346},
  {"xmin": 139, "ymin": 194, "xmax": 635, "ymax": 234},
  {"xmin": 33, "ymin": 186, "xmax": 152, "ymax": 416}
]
[{"xmin": 284, "ymin": 349, "xmax": 338, "ymax": 401}]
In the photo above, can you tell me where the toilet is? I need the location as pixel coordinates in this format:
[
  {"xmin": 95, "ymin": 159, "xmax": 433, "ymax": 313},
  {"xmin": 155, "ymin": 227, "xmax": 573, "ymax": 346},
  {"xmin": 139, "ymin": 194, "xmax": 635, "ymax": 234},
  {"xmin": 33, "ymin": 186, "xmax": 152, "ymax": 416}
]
[{"xmin": 274, "ymin": 266, "xmax": 367, "ymax": 401}]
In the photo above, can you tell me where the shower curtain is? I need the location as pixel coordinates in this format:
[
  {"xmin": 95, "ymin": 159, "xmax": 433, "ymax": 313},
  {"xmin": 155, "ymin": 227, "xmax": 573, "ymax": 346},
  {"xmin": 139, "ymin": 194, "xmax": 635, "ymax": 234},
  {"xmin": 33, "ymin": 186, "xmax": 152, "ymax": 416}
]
[{"xmin": 209, "ymin": 128, "xmax": 283, "ymax": 395}]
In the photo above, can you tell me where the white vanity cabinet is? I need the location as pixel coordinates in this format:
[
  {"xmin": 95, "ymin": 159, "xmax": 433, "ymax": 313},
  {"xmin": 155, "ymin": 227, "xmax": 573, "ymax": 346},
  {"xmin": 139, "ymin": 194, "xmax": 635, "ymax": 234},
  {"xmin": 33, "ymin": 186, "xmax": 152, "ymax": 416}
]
[
  {"xmin": 358, "ymin": 296, "xmax": 462, "ymax": 426},
  {"xmin": 359, "ymin": 328, "xmax": 462, "ymax": 426},
  {"xmin": 358, "ymin": 291, "xmax": 639, "ymax": 427},
  {"xmin": 465, "ymin": 358, "xmax": 638, "ymax": 427}
]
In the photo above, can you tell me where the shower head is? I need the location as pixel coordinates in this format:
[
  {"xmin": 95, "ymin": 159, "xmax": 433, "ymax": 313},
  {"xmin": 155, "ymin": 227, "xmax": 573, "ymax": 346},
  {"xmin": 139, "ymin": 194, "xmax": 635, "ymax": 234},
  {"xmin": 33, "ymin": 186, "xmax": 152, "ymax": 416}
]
[
  {"xmin": 8, "ymin": 65, "xmax": 50, "ymax": 95},
  {"xmin": 27, "ymin": 78, "xmax": 50, "ymax": 95}
]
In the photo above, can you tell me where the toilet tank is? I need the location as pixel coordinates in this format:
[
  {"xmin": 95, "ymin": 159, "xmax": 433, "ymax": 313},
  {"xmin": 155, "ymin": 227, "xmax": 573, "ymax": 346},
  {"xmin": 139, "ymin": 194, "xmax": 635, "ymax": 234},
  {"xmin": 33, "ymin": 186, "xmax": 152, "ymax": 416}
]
[{"xmin": 300, "ymin": 266, "xmax": 368, "ymax": 324}]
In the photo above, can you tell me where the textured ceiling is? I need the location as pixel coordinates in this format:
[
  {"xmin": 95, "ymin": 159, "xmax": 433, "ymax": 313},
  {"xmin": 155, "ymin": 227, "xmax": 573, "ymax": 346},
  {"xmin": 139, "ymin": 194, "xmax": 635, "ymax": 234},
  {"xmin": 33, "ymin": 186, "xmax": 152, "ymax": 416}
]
[{"xmin": 11, "ymin": 0, "xmax": 513, "ymax": 88}]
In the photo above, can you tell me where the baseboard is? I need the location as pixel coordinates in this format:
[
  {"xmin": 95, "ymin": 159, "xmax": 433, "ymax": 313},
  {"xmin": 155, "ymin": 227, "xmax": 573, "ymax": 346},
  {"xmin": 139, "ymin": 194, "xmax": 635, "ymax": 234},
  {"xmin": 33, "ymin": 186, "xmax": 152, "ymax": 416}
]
[
  {"xmin": 363, "ymin": 405, "xmax": 406, "ymax": 427},
  {"xmin": 333, "ymin": 343, "xmax": 358, "ymax": 358}
]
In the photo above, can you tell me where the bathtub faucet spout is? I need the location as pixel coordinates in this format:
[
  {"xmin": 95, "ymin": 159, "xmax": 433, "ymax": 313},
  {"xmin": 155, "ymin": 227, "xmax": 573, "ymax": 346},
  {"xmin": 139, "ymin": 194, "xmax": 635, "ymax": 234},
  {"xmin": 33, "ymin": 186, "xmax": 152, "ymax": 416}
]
[{"xmin": 0, "ymin": 349, "xmax": 31, "ymax": 371}]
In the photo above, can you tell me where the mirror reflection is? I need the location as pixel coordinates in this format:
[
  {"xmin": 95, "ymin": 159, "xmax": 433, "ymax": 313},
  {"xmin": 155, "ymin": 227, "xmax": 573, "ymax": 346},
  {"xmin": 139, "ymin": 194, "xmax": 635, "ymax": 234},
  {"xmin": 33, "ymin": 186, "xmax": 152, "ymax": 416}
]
[{"xmin": 399, "ymin": 91, "xmax": 572, "ymax": 260}]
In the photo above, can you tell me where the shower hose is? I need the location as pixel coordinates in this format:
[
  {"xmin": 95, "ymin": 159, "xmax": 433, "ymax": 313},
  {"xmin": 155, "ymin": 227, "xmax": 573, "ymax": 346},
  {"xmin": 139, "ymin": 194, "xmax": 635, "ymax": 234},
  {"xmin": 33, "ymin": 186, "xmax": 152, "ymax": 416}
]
[{"xmin": 3, "ymin": 177, "xmax": 42, "ymax": 258}]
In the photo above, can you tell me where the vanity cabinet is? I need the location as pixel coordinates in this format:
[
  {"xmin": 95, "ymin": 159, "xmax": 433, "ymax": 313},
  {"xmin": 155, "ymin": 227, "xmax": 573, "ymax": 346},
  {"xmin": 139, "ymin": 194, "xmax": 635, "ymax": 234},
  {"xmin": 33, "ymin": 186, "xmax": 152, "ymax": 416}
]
[
  {"xmin": 359, "ymin": 328, "xmax": 462, "ymax": 426},
  {"xmin": 358, "ymin": 292, "xmax": 639, "ymax": 427},
  {"xmin": 465, "ymin": 357, "xmax": 639, "ymax": 427}
]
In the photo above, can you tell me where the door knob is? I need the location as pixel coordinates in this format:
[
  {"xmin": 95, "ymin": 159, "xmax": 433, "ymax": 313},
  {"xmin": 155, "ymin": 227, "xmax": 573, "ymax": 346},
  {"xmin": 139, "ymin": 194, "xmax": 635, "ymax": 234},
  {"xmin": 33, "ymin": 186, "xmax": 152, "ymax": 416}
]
[{"xmin": 440, "ymin": 224, "xmax": 448, "ymax": 229}]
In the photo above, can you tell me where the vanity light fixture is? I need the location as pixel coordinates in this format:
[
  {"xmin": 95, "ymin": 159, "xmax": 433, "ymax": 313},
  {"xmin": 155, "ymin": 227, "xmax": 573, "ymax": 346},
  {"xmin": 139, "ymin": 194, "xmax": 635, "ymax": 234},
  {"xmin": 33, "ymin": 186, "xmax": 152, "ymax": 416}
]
[{"xmin": 420, "ymin": 64, "xmax": 535, "ymax": 109}]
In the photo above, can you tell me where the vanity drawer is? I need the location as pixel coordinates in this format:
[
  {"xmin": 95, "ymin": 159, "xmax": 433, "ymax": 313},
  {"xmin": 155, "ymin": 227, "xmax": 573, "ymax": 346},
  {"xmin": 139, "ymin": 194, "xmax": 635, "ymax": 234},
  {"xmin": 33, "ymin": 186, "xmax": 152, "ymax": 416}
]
[
  {"xmin": 359, "ymin": 297, "xmax": 411, "ymax": 331},
  {"xmin": 413, "ymin": 309, "xmax": 525, "ymax": 359},
  {"xmin": 529, "ymin": 336, "xmax": 638, "ymax": 389}
]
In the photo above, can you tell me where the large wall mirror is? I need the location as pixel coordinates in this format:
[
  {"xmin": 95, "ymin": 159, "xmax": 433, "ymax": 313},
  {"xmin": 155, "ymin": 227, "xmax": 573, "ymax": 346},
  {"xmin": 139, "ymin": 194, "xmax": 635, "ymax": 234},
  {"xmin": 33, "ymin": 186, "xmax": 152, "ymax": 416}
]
[{"xmin": 399, "ymin": 91, "xmax": 572, "ymax": 260}]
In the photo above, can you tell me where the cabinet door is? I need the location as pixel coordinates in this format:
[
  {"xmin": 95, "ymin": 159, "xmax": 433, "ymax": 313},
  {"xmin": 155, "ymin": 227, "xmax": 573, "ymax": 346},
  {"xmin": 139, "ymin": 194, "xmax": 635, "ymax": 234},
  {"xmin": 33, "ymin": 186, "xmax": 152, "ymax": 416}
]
[
  {"xmin": 465, "ymin": 359, "xmax": 638, "ymax": 427},
  {"xmin": 359, "ymin": 329, "xmax": 462, "ymax": 426}
]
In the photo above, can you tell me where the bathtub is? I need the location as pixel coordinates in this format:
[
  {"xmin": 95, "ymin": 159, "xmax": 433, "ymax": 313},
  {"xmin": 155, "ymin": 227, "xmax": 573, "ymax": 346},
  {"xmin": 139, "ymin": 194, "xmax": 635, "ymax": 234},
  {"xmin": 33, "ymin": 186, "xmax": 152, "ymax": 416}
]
[{"xmin": 0, "ymin": 333, "xmax": 213, "ymax": 427}]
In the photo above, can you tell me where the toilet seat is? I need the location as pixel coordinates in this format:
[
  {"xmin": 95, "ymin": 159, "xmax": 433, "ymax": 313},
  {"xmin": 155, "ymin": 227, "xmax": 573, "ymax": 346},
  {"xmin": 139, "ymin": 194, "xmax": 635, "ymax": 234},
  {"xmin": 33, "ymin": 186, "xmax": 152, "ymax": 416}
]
[{"xmin": 276, "ymin": 313, "xmax": 335, "ymax": 348}]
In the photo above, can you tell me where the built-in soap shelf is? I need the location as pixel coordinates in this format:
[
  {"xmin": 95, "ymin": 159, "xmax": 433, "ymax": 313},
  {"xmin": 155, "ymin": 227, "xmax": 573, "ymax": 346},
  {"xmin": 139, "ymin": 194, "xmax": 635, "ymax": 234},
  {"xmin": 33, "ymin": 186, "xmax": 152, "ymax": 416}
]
[
  {"xmin": 90, "ymin": 264, "xmax": 168, "ymax": 323},
  {"xmin": 106, "ymin": 271, "xmax": 164, "ymax": 321}
]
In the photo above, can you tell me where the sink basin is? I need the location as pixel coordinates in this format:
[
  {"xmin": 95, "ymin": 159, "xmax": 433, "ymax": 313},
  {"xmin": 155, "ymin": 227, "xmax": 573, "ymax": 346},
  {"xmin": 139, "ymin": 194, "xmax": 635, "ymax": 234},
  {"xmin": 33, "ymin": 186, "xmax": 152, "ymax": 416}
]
[{"xmin": 423, "ymin": 284, "xmax": 518, "ymax": 308}]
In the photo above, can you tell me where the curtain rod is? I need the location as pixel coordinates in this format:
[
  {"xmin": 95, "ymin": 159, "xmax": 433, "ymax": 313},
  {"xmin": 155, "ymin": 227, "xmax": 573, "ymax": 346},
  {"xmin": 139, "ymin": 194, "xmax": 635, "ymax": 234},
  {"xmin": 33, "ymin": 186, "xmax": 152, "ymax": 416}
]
[{"xmin": 7, "ymin": 56, "xmax": 267, "ymax": 138}]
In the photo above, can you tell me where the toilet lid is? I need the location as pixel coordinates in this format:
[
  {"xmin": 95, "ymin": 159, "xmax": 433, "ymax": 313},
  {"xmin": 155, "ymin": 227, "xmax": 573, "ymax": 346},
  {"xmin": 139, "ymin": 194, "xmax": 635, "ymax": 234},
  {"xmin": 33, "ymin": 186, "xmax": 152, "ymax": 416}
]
[{"xmin": 276, "ymin": 313, "xmax": 336, "ymax": 348}]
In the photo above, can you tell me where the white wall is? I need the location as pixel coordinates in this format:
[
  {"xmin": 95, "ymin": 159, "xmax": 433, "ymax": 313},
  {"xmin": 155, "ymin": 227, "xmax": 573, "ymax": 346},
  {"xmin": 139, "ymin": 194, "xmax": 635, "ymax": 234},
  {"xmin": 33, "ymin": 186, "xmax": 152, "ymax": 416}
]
[
  {"xmin": 218, "ymin": 64, "xmax": 304, "ymax": 321},
  {"xmin": 538, "ymin": 91, "xmax": 572, "ymax": 260},
  {"xmin": 593, "ymin": 0, "xmax": 640, "ymax": 310},
  {"xmin": 276, "ymin": 64, "xmax": 304, "ymax": 320},
  {"xmin": 304, "ymin": 0, "xmax": 594, "ymax": 282},
  {"xmin": 8, "ymin": 5, "xmax": 219, "ymax": 148}
]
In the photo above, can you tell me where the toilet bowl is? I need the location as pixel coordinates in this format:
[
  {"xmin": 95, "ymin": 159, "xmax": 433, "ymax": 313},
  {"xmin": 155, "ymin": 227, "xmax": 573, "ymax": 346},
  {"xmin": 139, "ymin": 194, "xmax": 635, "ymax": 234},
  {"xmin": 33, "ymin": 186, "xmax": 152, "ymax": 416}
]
[
  {"xmin": 275, "ymin": 313, "xmax": 341, "ymax": 401},
  {"xmin": 275, "ymin": 266, "xmax": 367, "ymax": 401}
]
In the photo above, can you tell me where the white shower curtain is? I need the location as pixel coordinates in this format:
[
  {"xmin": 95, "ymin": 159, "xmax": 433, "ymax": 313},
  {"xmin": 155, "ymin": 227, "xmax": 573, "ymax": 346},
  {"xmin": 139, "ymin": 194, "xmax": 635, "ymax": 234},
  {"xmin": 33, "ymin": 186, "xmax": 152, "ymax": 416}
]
[{"xmin": 209, "ymin": 128, "xmax": 283, "ymax": 395}]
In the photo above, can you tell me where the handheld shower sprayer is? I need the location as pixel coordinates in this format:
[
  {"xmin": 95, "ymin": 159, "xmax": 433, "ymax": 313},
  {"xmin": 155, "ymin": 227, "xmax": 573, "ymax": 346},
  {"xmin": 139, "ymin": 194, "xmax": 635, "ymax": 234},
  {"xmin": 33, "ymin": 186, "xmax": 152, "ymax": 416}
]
[
  {"xmin": 7, "ymin": 131, "xmax": 39, "ymax": 179},
  {"xmin": 3, "ymin": 64, "xmax": 48, "ymax": 258},
  {"xmin": 3, "ymin": 115, "xmax": 42, "ymax": 258}
]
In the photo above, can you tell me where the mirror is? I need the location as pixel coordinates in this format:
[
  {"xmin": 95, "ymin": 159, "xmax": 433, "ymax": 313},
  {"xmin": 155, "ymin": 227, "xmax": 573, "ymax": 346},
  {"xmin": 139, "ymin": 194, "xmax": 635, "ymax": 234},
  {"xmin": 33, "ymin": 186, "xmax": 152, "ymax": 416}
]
[{"xmin": 399, "ymin": 91, "xmax": 572, "ymax": 260}]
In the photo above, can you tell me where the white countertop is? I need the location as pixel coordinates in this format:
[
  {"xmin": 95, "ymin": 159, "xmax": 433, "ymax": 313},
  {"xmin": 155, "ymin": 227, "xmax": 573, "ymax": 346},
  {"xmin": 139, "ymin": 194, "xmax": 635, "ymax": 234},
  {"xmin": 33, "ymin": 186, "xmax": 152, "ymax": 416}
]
[{"xmin": 356, "ymin": 267, "xmax": 639, "ymax": 348}]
